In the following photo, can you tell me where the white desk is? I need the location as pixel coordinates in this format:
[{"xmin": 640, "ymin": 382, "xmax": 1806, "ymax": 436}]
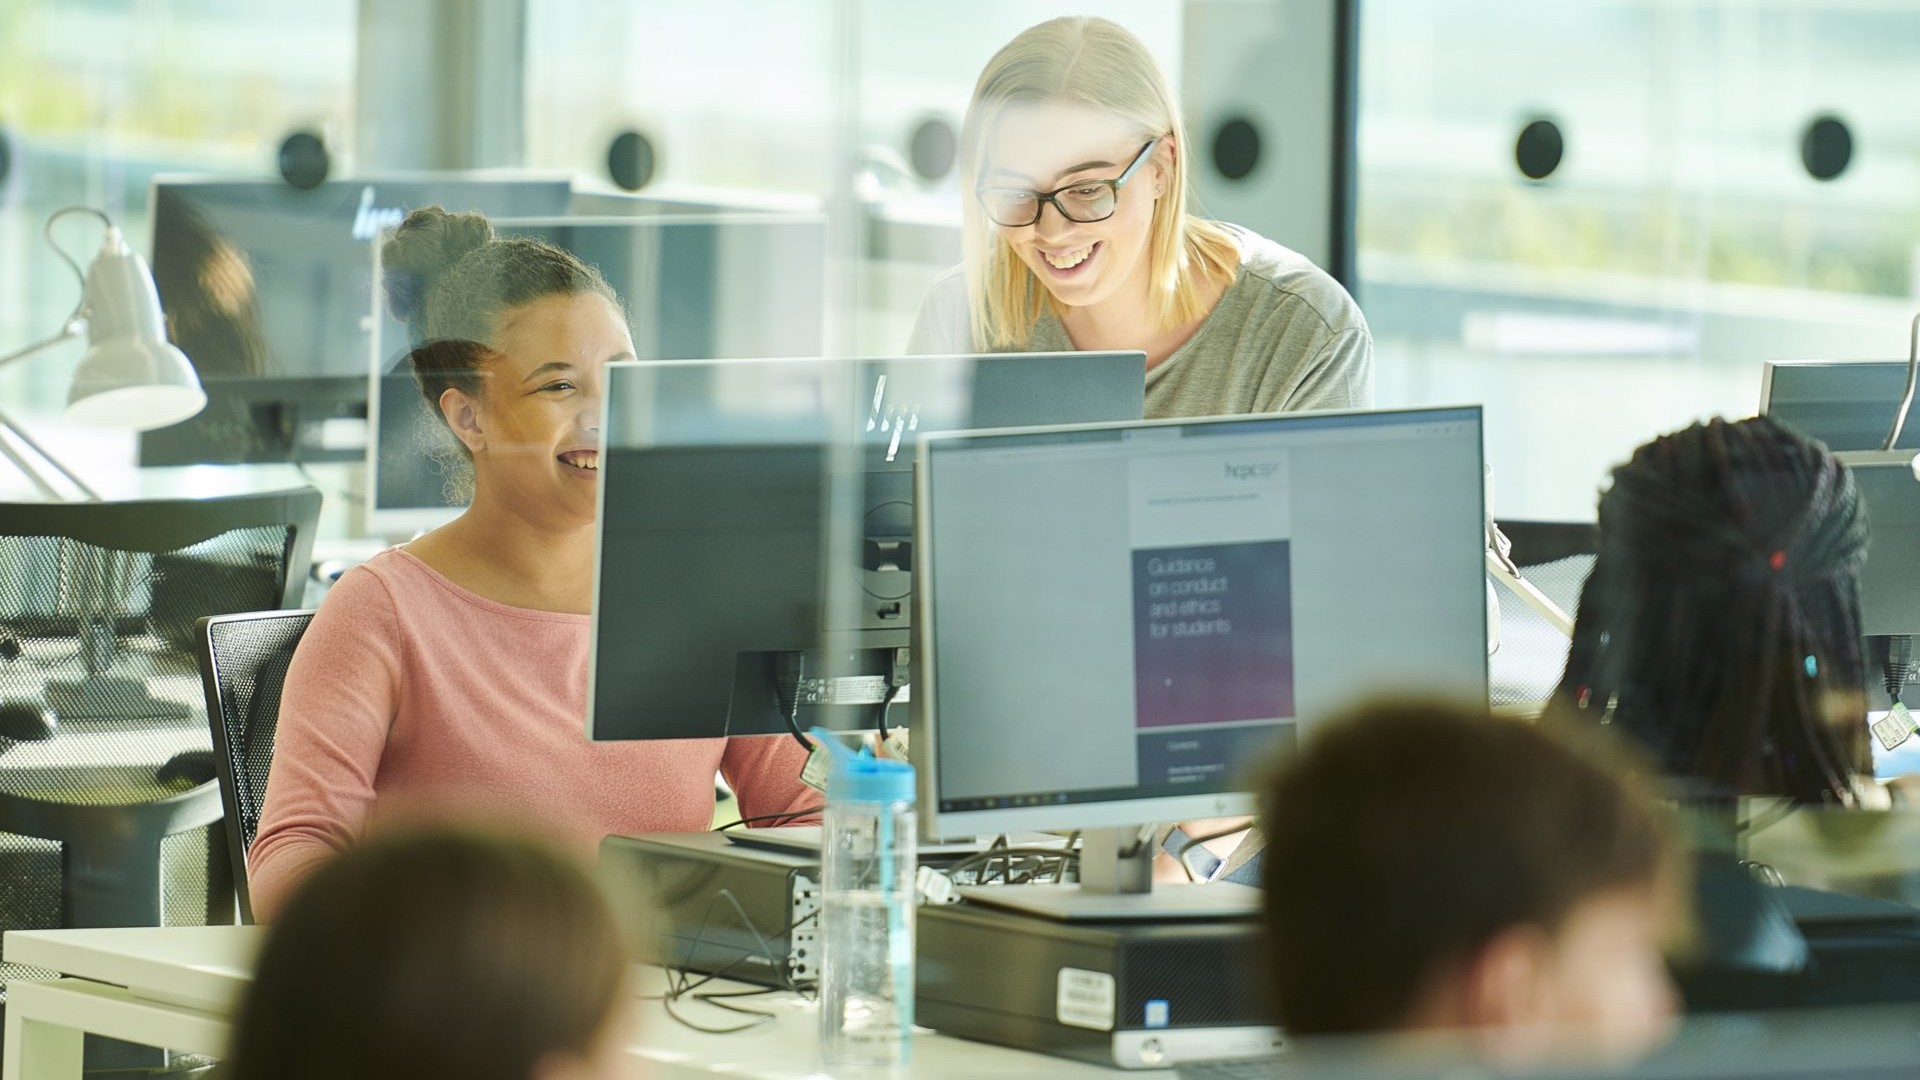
[{"xmin": 1, "ymin": 926, "xmax": 1171, "ymax": 1079}]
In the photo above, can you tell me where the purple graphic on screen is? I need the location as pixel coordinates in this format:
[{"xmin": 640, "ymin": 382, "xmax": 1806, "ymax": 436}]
[{"xmin": 1132, "ymin": 541, "xmax": 1295, "ymax": 728}]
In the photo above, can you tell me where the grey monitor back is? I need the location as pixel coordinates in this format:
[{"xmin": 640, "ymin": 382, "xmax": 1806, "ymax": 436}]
[
  {"xmin": 1837, "ymin": 450, "xmax": 1920, "ymax": 638},
  {"xmin": 586, "ymin": 351, "xmax": 1146, "ymax": 742},
  {"xmin": 1760, "ymin": 360, "xmax": 1920, "ymax": 452}
]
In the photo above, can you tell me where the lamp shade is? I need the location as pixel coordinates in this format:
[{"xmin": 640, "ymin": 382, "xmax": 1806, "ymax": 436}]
[{"xmin": 63, "ymin": 227, "xmax": 206, "ymax": 431}]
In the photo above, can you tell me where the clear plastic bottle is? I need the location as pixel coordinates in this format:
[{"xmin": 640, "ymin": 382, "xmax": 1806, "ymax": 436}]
[{"xmin": 815, "ymin": 729, "xmax": 916, "ymax": 1077}]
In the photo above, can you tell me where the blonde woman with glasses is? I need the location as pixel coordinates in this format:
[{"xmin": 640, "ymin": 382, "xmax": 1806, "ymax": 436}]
[{"xmin": 910, "ymin": 16, "xmax": 1373, "ymax": 418}]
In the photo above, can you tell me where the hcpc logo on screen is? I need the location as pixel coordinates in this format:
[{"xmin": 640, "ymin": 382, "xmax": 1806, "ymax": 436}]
[{"xmin": 1222, "ymin": 461, "xmax": 1282, "ymax": 482}]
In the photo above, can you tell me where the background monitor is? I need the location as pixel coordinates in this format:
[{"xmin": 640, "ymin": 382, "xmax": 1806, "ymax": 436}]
[
  {"xmin": 1834, "ymin": 450, "xmax": 1920, "ymax": 641},
  {"xmin": 914, "ymin": 407, "xmax": 1488, "ymax": 846},
  {"xmin": 141, "ymin": 174, "xmax": 574, "ymax": 466},
  {"xmin": 586, "ymin": 352, "xmax": 1147, "ymax": 744},
  {"xmin": 367, "ymin": 213, "xmax": 830, "ymax": 533},
  {"xmin": 1760, "ymin": 360, "xmax": 1920, "ymax": 452}
]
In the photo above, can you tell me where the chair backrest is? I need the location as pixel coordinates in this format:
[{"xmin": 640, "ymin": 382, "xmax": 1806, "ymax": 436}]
[
  {"xmin": 0, "ymin": 487, "xmax": 321, "ymax": 936},
  {"xmin": 196, "ymin": 609, "xmax": 314, "ymax": 925},
  {"xmin": 1490, "ymin": 520, "xmax": 1597, "ymax": 712}
]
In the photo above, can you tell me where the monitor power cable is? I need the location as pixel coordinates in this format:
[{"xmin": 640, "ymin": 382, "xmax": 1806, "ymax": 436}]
[{"xmin": 713, "ymin": 808, "xmax": 822, "ymax": 832}]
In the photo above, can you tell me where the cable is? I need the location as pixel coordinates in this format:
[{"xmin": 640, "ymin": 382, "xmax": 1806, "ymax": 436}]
[
  {"xmin": 1057, "ymin": 830, "xmax": 1081, "ymax": 884},
  {"xmin": 944, "ymin": 842, "xmax": 1080, "ymax": 885},
  {"xmin": 713, "ymin": 808, "xmax": 823, "ymax": 832},
  {"xmin": 649, "ymin": 884, "xmax": 823, "ymax": 1035},
  {"xmin": 44, "ymin": 207, "xmax": 115, "ymax": 329},
  {"xmin": 777, "ymin": 652, "xmax": 812, "ymax": 752},
  {"xmin": 1884, "ymin": 312, "xmax": 1920, "ymax": 451},
  {"xmin": 875, "ymin": 681, "xmax": 900, "ymax": 740}
]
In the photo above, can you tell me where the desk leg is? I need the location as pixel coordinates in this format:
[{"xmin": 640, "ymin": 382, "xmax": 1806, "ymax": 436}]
[{"xmin": 3, "ymin": 1004, "xmax": 83, "ymax": 1080}]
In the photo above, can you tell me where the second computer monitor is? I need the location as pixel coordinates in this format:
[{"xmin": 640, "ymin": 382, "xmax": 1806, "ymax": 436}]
[
  {"xmin": 142, "ymin": 175, "xmax": 574, "ymax": 466},
  {"xmin": 368, "ymin": 213, "xmax": 829, "ymax": 532},
  {"xmin": 914, "ymin": 406, "xmax": 1489, "ymax": 839},
  {"xmin": 586, "ymin": 352, "xmax": 1147, "ymax": 743},
  {"xmin": 1760, "ymin": 359, "xmax": 1920, "ymax": 452}
]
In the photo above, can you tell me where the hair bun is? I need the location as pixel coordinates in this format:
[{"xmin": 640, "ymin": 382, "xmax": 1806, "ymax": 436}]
[{"xmin": 381, "ymin": 206, "xmax": 496, "ymax": 332}]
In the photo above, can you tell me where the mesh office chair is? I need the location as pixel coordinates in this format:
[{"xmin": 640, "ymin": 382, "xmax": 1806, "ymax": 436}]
[
  {"xmin": 193, "ymin": 609, "xmax": 313, "ymax": 924},
  {"xmin": 1488, "ymin": 520, "xmax": 1597, "ymax": 713},
  {"xmin": 0, "ymin": 487, "xmax": 318, "ymax": 1068}
]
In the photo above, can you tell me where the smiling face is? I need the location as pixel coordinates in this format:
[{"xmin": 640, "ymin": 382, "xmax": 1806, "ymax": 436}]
[
  {"xmin": 442, "ymin": 291, "xmax": 634, "ymax": 527},
  {"xmin": 979, "ymin": 101, "xmax": 1169, "ymax": 315}
]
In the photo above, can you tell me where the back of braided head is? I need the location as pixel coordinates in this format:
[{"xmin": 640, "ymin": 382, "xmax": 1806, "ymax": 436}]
[{"xmin": 1548, "ymin": 416, "xmax": 1871, "ymax": 804}]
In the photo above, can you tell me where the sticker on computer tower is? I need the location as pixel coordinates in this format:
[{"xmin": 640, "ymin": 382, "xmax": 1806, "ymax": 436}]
[{"xmin": 1057, "ymin": 967, "xmax": 1116, "ymax": 1031}]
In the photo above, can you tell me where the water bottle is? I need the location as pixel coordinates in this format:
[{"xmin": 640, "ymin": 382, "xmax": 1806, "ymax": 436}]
[{"xmin": 814, "ymin": 729, "xmax": 916, "ymax": 1076}]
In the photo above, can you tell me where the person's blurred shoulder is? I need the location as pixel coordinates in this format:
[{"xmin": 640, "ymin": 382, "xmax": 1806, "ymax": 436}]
[{"xmin": 907, "ymin": 264, "xmax": 973, "ymax": 355}]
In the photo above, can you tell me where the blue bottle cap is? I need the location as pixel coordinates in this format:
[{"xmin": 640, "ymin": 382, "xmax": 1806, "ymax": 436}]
[{"xmin": 810, "ymin": 727, "xmax": 915, "ymax": 804}]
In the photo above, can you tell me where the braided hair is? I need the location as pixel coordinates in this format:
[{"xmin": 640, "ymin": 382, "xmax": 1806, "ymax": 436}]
[{"xmin": 1547, "ymin": 416, "xmax": 1872, "ymax": 804}]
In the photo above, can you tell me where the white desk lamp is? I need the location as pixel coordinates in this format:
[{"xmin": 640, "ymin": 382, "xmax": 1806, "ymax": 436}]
[
  {"xmin": 0, "ymin": 207, "xmax": 206, "ymax": 501},
  {"xmin": 0, "ymin": 207, "xmax": 207, "ymax": 723}
]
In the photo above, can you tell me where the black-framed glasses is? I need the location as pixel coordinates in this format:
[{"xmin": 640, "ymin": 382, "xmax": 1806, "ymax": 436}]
[{"xmin": 975, "ymin": 137, "xmax": 1161, "ymax": 228}]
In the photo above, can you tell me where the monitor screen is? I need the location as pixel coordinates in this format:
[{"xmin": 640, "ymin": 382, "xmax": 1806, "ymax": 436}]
[
  {"xmin": 916, "ymin": 406, "xmax": 1488, "ymax": 838},
  {"xmin": 141, "ymin": 175, "xmax": 574, "ymax": 466},
  {"xmin": 586, "ymin": 352, "xmax": 1147, "ymax": 743},
  {"xmin": 367, "ymin": 213, "xmax": 830, "ymax": 532},
  {"xmin": 1760, "ymin": 360, "xmax": 1920, "ymax": 453}
]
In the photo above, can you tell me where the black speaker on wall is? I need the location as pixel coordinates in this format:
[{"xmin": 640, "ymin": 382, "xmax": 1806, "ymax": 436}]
[
  {"xmin": 277, "ymin": 130, "xmax": 331, "ymax": 191},
  {"xmin": 1181, "ymin": 0, "xmax": 1358, "ymax": 289},
  {"xmin": 608, "ymin": 130, "xmax": 658, "ymax": 192},
  {"xmin": 0, "ymin": 128, "xmax": 12, "ymax": 192}
]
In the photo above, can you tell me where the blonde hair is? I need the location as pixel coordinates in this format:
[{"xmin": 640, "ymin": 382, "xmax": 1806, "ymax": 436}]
[{"xmin": 960, "ymin": 17, "xmax": 1240, "ymax": 349}]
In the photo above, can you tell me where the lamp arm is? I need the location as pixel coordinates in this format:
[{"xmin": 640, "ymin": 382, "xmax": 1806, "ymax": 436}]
[
  {"xmin": 0, "ymin": 323, "xmax": 101, "ymax": 501},
  {"xmin": 1486, "ymin": 549, "xmax": 1576, "ymax": 639},
  {"xmin": 0, "ymin": 322, "xmax": 83, "ymax": 371}
]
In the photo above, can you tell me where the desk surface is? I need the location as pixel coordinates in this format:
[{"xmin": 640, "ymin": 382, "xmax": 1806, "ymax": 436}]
[{"xmin": 3, "ymin": 926, "xmax": 1169, "ymax": 1078}]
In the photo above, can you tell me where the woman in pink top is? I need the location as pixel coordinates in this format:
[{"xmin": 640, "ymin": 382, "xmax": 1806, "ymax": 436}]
[{"xmin": 249, "ymin": 207, "xmax": 820, "ymax": 919}]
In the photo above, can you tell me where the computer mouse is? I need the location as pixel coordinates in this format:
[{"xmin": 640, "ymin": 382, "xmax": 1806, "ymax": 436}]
[{"xmin": 0, "ymin": 699, "xmax": 57, "ymax": 742}]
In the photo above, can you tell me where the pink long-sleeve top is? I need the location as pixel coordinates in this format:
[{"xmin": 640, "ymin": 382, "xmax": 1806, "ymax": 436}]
[{"xmin": 249, "ymin": 548, "xmax": 820, "ymax": 919}]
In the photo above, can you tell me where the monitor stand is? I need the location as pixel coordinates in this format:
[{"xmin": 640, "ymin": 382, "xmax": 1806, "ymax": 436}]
[{"xmin": 956, "ymin": 826, "xmax": 1261, "ymax": 921}]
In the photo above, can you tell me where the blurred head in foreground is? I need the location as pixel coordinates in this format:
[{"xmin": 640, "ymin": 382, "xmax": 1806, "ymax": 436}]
[
  {"xmin": 227, "ymin": 826, "xmax": 635, "ymax": 1080},
  {"xmin": 1259, "ymin": 699, "xmax": 1687, "ymax": 1068}
]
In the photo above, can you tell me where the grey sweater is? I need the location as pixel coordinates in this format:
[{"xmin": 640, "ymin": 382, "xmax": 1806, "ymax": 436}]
[{"xmin": 906, "ymin": 224, "xmax": 1373, "ymax": 419}]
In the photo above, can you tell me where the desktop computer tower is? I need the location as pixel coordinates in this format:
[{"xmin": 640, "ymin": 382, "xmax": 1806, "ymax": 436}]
[
  {"xmin": 917, "ymin": 901, "xmax": 1284, "ymax": 1069},
  {"xmin": 599, "ymin": 831, "xmax": 822, "ymax": 991}
]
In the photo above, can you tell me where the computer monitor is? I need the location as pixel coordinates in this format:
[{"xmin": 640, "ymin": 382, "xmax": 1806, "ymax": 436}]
[
  {"xmin": 1760, "ymin": 360, "xmax": 1920, "ymax": 452},
  {"xmin": 585, "ymin": 352, "xmax": 1147, "ymax": 743},
  {"xmin": 914, "ymin": 406, "xmax": 1488, "ymax": 918},
  {"xmin": 366, "ymin": 213, "xmax": 830, "ymax": 533},
  {"xmin": 140, "ymin": 174, "xmax": 575, "ymax": 466},
  {"xmin": 1833, "ymin": 450, "xmax": 1920, "ymax": 640}
]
